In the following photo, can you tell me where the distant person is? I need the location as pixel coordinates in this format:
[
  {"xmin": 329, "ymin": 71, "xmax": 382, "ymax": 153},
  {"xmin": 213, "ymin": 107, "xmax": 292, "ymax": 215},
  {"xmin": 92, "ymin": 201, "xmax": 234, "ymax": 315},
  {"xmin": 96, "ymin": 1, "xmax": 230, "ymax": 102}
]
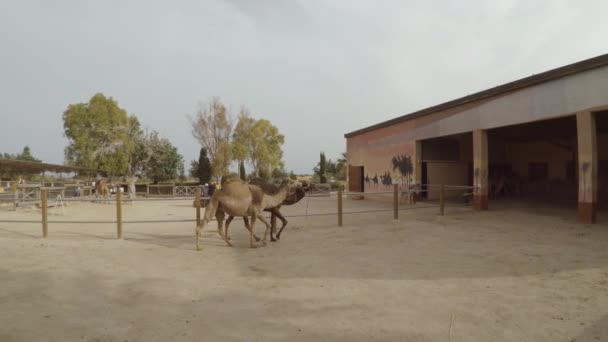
[{"xmin": 208, "ymin": 183, "xmax": 216, "ymax": 197}]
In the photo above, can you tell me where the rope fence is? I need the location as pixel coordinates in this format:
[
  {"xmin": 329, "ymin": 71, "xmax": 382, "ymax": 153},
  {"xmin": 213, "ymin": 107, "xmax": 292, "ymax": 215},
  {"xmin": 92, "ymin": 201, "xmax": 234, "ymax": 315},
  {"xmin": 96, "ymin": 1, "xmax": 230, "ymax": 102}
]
[{"xmin": 0, "ymin": 184, "xmax": 477, "ymax": 239}]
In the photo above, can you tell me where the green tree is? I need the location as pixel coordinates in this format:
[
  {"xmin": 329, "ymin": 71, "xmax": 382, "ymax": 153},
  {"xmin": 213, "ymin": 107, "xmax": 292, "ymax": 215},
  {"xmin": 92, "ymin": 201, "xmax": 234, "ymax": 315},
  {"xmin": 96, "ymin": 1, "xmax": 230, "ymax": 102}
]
[
  {"xmin": 63, "ymin": 93, "xmax": 132, "ymax": 176},
  {"xmin": 239, "ymin": 160, "xmax": 247, "ymax": 181},
  {"xmin": 336, "ymin": 152, "xmax": 347, "ymax": 181},
  {"xmin": 17, "ymin": 146, "xmax": 41, "ymax": 162},
  {"xmin": 190, "ymin": 97, "xmax": 233, "ymax": 180},
  {"xmin": 289, "ymin": 171, "xmax": 297, "ymax": 180},
  {"xmin": 189, "ymin": 160, "xmax": 199, "ymax": 179},
  {"xmin": 313, "ymin": 152, "xmax": 327, "ymax": 183},
  {"xmin": 233, "ymin": 112, "xmax": 285, "ymax": 178},
  {"xmin": 143, "ymin": 131, "xmax": 183, "ymax": 183},
  {"xmin": 198, "ymin": 147, "xmax": 212, "ymax": 185}
]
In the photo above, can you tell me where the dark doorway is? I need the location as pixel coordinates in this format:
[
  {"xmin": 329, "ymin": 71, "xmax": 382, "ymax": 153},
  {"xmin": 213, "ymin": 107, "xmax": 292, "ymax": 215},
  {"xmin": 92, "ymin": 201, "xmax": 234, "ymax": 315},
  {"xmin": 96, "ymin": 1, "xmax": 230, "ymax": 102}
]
[
  {"xmin": 348, "ymin": 165, "xmax": 364, "ymax": 193},
  {"xmin": 421, "ymin": 162, "xmax": 428, "ymax": 199}
]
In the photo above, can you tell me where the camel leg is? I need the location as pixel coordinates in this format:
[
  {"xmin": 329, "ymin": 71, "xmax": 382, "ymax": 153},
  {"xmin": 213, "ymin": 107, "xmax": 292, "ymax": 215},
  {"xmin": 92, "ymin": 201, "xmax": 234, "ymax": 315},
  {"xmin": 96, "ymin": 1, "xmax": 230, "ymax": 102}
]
[
  {"xmin": 196, "ymin": 220, "xmax": 206, "ymax": 251},
  {"xmin": 224, "ymin": 216, "xmax": 234, "ymax": 246},
  {"xmin": 257, "ymin": 214, "xmax": 271, "ymax": 245},
  {"xmin": 249, "ymin": 215, "xmax": 258, "ymax": 248},
  {"xmin": 274, "ymin": 209, "xmax": 288, "ymax": 240},
  {"xmin": 242, "ymin": 216, "xmax": 261, "ymax": 242},
  {"xmin": 270, "ymin": 213, "xmax": 277, "ymax": 242}
]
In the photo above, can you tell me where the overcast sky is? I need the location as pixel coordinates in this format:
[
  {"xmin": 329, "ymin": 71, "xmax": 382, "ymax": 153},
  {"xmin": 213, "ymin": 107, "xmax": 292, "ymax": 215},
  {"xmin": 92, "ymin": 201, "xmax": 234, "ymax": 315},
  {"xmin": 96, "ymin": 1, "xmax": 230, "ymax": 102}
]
[{"xmin": 1, "ymin": 1, "xmax": 607, "ymax": 174}]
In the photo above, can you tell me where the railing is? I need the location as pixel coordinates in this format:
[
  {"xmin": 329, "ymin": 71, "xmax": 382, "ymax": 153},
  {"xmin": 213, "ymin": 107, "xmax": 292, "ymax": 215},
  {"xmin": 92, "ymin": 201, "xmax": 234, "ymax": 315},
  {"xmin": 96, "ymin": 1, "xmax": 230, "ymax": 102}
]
[{"xmin": 0, "ymin": 184, "xmax": 478, "ymax": 248}]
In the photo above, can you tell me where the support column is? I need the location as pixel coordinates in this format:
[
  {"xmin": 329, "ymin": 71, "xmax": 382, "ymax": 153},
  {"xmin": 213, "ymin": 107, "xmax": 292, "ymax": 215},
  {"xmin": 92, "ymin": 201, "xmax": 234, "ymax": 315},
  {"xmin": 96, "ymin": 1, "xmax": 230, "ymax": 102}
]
[
  {"xmin": 473, "ymin": 129, "xmax": 488, "ymax": 210},
  {"xmin": 576, "ymin": 111, "xmax": 597, "ymax": 224},
  {"xmin": 414, "ymin": 141, "xmax": 422, "ymax": 184}
]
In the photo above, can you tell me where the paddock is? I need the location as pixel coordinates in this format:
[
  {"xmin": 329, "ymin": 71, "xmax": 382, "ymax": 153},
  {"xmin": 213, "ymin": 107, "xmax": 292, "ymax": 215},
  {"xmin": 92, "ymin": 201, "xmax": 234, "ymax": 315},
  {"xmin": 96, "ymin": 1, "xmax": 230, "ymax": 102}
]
[{"xmin": 1, "ymin": 196, "xmax": 607, "ymax": 341}]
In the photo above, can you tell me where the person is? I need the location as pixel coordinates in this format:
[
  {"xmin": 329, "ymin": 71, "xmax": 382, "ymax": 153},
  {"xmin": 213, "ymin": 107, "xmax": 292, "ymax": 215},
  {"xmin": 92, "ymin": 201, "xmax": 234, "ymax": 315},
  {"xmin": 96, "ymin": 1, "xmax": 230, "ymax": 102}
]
[
  {"xmin": 208, "ymin": 182, "xmax": 216, "ymax": 197},
  {"xmin": 92, "ymin": 180, "xmax": 96, "ymax": 196}
]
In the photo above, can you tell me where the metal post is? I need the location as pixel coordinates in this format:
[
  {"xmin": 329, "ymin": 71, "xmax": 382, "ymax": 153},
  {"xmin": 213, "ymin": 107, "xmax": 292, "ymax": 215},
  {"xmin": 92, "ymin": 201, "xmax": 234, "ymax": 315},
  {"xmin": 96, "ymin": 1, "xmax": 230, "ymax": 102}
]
[
  {"xmin": 338, "ymin": 188, "xmax": 343, "ymax": 227},
  {"xmin": 439, "ymin": 184, "xmax": 445, "ymax": 216},
  {"xmin": 393, "ymin": 183, "xmax": 399, "ymax": 220},
  {"xmin": 41, "ymin": 189, "xmax": 48, "ymax": 238},
  {"xmin": 195, "ymin": 187, "xmax": 201, "ymax": 226},
  {"xmin": 116, "ymin": 190, "xmax": 123, "ymax": 239},
  {"xmin": 12, "ymin": 183, "xmax": 18, "ymax": 211}
]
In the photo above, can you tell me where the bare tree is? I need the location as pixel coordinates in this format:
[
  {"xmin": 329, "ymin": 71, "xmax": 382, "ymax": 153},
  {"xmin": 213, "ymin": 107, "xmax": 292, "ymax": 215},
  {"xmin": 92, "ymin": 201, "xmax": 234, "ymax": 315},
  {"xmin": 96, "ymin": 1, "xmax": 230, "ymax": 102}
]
[{"xmin": 190, "ymin": 97, "xmax": 233, "ymax": 180}]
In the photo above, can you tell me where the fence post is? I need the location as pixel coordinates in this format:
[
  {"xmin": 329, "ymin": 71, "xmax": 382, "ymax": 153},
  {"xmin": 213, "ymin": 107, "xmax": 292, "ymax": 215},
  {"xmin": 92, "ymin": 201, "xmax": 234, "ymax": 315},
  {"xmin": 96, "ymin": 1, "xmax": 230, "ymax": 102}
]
[
  {"xmin": 393, "ymin": 184, "xmax": 399, "ymax": 220},
  {"xmin": 172, "ymin": 183, "xmax": 176, "ymax": 197},
  {"xmin": 337, "ymin": 187, "xmax": 343, "ymax": 227},
  {"xmin": 195, "ymin": 187, "xmax": 201, "ymax": 226},
  {"xmin": 41, "ymin": 189, "xmax": 48, "ymax": 238},
  {"xmin": 12, "ymin": 183, "xmax": 18, "ymax": 211},
  {"xmin": 116, "ymin": 190, "xmax": 123, "ymax": 239},
  {"xmin": 439, "ymin": 184, "xmax": 445, "ymax": 216}
]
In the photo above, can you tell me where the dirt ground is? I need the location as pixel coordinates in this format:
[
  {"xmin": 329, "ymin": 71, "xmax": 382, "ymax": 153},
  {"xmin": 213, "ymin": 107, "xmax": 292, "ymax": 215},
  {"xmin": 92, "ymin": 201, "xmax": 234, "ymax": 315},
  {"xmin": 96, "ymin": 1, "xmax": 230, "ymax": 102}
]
[{"xmin": 1, "ymin": 195, "xmax": 608, "ymax": 342}]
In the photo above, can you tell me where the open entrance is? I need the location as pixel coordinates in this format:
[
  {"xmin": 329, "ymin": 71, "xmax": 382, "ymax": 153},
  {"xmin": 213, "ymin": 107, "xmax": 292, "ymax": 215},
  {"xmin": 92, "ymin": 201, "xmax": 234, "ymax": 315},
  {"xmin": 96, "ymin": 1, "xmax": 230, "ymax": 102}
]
[
  {"xmin": 596, "ymin": 110, "xmax": 608, "ymax": 208},
  {"xmin": 420, "ymin": 132, "xmax": 472, "ymax": 200},
  {"xmin": 487, "ymin": 115, "xmax": 578, "ymax": 205}
]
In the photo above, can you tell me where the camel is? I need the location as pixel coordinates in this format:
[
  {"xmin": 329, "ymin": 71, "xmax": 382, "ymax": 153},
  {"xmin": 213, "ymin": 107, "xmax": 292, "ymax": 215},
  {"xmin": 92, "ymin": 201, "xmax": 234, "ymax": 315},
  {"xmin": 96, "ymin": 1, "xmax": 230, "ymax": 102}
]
[
  {"xmin": 196, "ymin": 178, "xmax": 291, "ymax": 250},
  {"xmin": 95, "ymin": 178, "xmax": 110, "ymax": 200},
  {"xmin": 221, "ymin": 179, "xmax": 307, "ymax": 242}
]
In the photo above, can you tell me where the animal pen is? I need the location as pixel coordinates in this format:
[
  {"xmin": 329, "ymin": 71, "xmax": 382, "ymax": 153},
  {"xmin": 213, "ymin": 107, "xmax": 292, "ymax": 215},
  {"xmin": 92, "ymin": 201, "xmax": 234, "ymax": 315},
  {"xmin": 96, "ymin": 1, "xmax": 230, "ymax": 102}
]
[{"xmin": 0, "ymin": 183, "xmax": 477, "ymax": 244}]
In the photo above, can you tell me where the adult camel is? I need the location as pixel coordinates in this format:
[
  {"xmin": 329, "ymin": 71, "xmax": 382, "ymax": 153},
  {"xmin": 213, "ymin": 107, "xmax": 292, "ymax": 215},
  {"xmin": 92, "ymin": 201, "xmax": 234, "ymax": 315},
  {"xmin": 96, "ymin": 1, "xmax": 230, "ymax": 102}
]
[{"xmin": 196, "ymin": 179, "xmax": 290, "ymax": 250}]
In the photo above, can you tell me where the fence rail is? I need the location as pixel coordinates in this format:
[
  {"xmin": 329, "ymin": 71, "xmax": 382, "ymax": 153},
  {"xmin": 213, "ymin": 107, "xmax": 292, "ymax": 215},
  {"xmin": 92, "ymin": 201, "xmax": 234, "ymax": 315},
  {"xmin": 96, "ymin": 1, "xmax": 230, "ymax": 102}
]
[{"xmin": 0, "ymin": 184, "xmax": 477, "ymax": 247}]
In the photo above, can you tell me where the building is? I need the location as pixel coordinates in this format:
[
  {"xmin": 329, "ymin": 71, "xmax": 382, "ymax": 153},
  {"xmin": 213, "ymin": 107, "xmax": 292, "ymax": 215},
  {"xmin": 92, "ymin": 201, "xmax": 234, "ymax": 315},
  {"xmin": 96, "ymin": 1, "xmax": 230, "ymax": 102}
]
[{"xmin": 344, "ymin": 54, "xmax": 608, "ymax": 224}]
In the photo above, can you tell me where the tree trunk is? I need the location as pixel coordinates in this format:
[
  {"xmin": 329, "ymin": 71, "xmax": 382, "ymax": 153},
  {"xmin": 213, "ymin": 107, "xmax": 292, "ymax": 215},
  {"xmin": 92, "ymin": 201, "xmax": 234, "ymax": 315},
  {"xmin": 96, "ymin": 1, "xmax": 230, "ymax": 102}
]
[{"xmin": 127, "ymin": 176, "xmax": 138, "ymax": 199}]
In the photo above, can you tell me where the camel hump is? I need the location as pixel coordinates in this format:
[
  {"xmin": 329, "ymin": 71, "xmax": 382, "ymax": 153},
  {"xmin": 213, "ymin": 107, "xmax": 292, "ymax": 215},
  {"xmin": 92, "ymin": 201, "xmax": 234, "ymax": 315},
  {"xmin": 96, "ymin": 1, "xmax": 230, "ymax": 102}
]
[{"xmin": 249, "ymin": 178, "xmax": 282, "ymax": 195}]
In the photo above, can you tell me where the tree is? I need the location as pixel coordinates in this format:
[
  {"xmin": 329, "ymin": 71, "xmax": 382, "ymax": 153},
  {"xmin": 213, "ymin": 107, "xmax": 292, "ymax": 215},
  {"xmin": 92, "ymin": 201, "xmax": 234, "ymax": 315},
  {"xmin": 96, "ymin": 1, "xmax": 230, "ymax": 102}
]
[
  {"xmin": 391, "ymin": 154, "xmax": 413, "ymax": 185},
  {"xmin": 233, "ymin": 111, "xmax": 285, "ymax": 178},
  {"xmin": 198, "ymin": 147, "xmax": 212, "ymax": 185},
  {"xmin": 143, "ymin": 131, "xmax": 183, "ymax": 183},
  {"xmin": 189, "ymin": 160, "xmax": 199, "ymax": 179},
  {"xmin": 239, "ymin": 160, "xmax": 246, "ymax": 181},
  {"xmin": 17, "ymin": 146, "xmax": 41, "ymax": 162},
  {"xmin": 289, "ymin": 171, "xmax": 297, "ymax": 180},
  {"xmin": 313, "ymin": 152, "xmax": 328, "ymax": 183},
  {"xmin": 190, "ymin": 97, "xmax": 233, "ymax": 179},
  {"xmin": 336, "ymin": 152, "xmax": 347, "ymax": 181},
  {"xmin": 63, "ymin": 93, "xmax": 132, "ymax": 176}
]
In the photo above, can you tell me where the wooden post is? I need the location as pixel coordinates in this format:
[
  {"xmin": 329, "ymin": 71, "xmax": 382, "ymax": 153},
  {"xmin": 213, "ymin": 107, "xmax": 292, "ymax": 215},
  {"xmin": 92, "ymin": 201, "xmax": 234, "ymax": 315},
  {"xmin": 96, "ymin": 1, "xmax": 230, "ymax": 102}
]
[
  {"xmin": 337, "ymin": 188, "xmax": 343, "ymax": 227},
  {"xmin": 195, "ymin": 187, "xmax": 201, "ymax": 226},
  {"xmin": 116, "ymin": 190, "xmax": 123, "ymax": 239},
  {"xmin": 172, "ymin": 183, "xmax": 176, "ymax": 197},
  {"xmin": 439, "ymin": 184, "xmax": 445, "ymax": 216},
  {"xmin": 393, "ymin": 183, "xmax": 399, "ymax": 220},
  {"xmin": 12, "ymin": 183, "xmax": 18, "ymax": 211},
  {"xmin": 41, "ymin": 189, "xmax": 48, "ymax": 238},
  {"xmin": 146, "ymin": 184, "xmax": 149, "ymax": 195}
]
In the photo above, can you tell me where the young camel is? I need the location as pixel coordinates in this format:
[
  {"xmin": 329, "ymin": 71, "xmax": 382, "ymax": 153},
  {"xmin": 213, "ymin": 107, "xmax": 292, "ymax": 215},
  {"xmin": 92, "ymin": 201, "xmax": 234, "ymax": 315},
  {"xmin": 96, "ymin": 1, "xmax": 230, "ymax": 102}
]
[{"xmin": 196, "ymin": 179, "xmax": 287, "ymax": 250}]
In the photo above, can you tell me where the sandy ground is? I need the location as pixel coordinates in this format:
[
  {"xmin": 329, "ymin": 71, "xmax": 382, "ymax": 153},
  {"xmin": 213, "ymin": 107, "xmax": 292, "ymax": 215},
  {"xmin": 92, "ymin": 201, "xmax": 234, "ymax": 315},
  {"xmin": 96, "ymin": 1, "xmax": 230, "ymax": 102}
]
[{"xmin": 1, "ymin": 195, "xmax": 608, "ymax": 342}]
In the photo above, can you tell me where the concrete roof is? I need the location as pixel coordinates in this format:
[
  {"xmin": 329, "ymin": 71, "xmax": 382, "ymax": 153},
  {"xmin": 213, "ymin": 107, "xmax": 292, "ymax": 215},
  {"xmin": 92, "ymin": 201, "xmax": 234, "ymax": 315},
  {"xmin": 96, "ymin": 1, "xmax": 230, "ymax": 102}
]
[{"xmin": 345, "ymin": 53, "xmax": 608, "ymax": 138}]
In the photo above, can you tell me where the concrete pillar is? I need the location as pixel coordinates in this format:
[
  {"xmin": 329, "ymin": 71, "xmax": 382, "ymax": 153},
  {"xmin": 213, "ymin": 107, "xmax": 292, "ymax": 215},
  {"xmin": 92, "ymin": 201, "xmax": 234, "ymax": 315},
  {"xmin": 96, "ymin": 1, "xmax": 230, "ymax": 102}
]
[
  {"xmin": 414, "ymin": 141, "xmax": 422, "ymax": 184},
  {"xmin": 473, "ymin": 129, "xmax": 489, "ymax": 210},
  {"xmin": 576, "ymin": 111, "xmax": 598, "ymax": 224}
]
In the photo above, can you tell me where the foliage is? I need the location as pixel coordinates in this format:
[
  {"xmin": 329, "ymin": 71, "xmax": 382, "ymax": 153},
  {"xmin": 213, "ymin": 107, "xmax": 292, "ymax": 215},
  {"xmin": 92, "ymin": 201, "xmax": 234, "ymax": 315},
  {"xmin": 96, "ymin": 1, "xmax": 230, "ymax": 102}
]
[
  {"xmin": 190, "ymin": 97, "xmax": 233, "ymax": 178},
  {"xmin": 232, "ymin": 110, "xmax": 285, "ymax": 178},
  {"xmin": 17, "ymin": 146, "xmax": 41, "ymax": 162},
  {"xmin": 142, "ymin": 131, "xmax": 184, "ymax": 183},
  {"xmin": 198, "ymin": 147, "xmax": 212, "ymax": 185},
  {"xmin": 63, "ymin": 93, "xmax": 131, "ymax": 176},
  {"xmin": 313, "ymin": 152, "xmax": 331, "ymax": 184},
  {"xmin": 189, "ymin": 160, "xmax": 199, "ymax": 179},
  {"xmin": 0, "ymin": 146, "xmax": 42, "ymax": 178},
  {"xmin": 289, "ymin": 171, "xmax": 297, "ymax": 180},
  {"xmin": 239, "ymin": 160, "xmax": 246, "ymax": 181},
  {"xmin": 391, "ymin": 154, "xmax": 413, "ymax": 184},
  {"xmin": 271, "ymin": 167, "xmax": 288, "ymax": 181},
  {"xmin": 336, "ymin": 152, "xmax": 347, "ymax": 181}
]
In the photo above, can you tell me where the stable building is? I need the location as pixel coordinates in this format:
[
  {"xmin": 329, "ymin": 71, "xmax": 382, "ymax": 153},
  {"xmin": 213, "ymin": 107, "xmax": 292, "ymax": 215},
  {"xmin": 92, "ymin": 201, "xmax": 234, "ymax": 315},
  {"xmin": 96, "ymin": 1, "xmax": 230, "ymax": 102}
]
[{"xmin": 345, "ymin": 54, "xmax": 608, "ymax": 224}]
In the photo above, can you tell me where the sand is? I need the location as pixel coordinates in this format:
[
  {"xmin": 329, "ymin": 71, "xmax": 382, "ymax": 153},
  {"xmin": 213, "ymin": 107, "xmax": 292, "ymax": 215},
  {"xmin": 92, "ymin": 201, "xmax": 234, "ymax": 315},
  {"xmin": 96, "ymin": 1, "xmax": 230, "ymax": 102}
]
[{"xmin": 1, "ymin": 196, "xmax": 608, "ymax": 341}]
